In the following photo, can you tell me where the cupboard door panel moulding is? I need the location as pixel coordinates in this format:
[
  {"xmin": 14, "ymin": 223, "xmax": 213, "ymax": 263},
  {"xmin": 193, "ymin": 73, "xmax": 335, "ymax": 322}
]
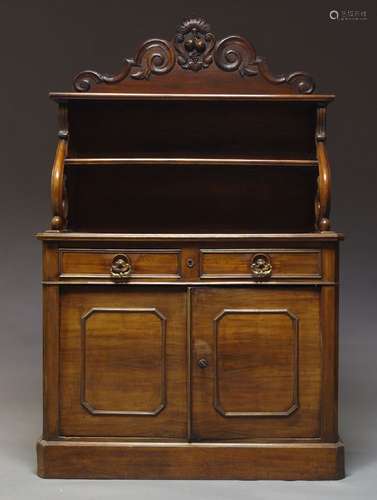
[
  {"xmin": 212, "ymin": 308, "xmax": 299, "ymax": 418},
  {"xmin": 37, "ymin": 16, "xmax": 344, "ymax": 480},
  {"xmin": 80, "ymin": 307, "xmax": 167, "ymax": 416}
]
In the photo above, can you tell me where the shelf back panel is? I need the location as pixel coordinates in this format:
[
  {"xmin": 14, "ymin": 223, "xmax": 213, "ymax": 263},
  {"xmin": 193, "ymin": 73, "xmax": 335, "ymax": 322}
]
[
  {"xmin": 67, "ymin": 101, "xmax": 317, "ymax": 160},
  {"xmin": 66, "ymin": 165, "xmax": 317, "ymax": 233}
]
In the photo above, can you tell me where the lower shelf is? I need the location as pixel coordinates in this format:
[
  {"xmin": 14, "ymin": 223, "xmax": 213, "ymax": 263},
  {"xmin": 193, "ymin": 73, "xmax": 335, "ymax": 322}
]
[{"xmin": 37, "ymin": 439, "xmax": 345, "ymax": 480}]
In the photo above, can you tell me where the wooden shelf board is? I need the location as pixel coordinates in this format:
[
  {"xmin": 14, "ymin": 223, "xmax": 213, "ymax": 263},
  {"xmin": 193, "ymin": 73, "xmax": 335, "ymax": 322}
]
[{"xmin": 64, "ymin": 158, "xmax": 318, "ymax": 167}]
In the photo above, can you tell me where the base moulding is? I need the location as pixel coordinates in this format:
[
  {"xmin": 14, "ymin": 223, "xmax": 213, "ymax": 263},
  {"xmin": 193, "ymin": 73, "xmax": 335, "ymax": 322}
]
[{"xmin": 37, "ymin": 439, "xmax": 345, "ymax": 480}]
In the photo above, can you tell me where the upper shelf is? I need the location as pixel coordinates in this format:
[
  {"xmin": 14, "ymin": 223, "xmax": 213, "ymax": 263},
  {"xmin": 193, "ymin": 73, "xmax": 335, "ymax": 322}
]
[
  {"xmin": 64, "ymin": 158, "xmax": 318, "ymax": 167},
  {"xmin": 51, "ymin": 16, "xmax": 334, "ymax": 100}
]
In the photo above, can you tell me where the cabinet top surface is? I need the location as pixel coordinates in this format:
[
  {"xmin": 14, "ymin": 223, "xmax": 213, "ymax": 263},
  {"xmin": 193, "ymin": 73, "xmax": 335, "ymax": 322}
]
[
  {"xmin": 36, "ymin": 232, "xmax": 344, "ymax": 242},
  {"xmin": 53, "ymin": 16, "xmax": 334, "ymax": 100}
]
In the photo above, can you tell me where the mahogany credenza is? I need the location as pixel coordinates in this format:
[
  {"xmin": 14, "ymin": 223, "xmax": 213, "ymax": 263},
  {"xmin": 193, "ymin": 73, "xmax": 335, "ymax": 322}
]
[{"xmin": 36, "ymin": 17, "xmax": 345, "ymax": 479}]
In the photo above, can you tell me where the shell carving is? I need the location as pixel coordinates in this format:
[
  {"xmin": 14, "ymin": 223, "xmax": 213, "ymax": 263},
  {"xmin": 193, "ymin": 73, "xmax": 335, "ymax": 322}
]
[{"xmin": 174, "ymin": 17, "xmax": 215, "ymax": 71}]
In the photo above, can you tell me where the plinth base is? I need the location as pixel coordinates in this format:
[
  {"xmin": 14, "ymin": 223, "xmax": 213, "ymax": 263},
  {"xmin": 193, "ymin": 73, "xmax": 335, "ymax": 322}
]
[{"xmin": 37, "ymin": 439, "xmax": 345, "ymax": 480}]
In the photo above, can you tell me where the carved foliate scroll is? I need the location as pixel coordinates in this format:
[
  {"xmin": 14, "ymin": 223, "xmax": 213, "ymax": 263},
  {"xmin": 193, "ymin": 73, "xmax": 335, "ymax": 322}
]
[
  {"xmin": 74, "ymin": 39, "xmax": 175, "ymax": 91},
  {"xmin": 73, "ymin": 17, "xmax": 315, "ymax": 93}
]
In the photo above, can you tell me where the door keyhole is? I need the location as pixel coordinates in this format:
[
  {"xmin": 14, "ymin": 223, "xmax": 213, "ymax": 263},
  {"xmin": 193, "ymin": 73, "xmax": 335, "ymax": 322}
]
[{"xmin": 198, "ymin": 358, "xmax": 209, "ymax": 369}]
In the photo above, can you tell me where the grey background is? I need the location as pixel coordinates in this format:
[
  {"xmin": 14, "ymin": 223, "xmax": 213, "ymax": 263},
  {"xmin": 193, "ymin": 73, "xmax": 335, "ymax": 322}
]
[{"xmin": 0, "ymin": 0, "xmax": 376, "ymax": 498}]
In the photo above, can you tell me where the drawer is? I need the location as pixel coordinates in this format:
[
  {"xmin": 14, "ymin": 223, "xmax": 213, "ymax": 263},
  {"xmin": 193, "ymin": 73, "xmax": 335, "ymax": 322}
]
[
  {"xmin": 200, "ymin": 249, "xmax": 322, "ymax": 280},
  {"xmin": 58, "ymin": 249, "xmax": 182, "ymax": 279}
]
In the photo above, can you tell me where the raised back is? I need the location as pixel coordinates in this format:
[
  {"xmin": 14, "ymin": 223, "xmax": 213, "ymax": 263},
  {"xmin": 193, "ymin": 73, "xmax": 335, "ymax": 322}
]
[
  {"xmin": 73, "ymin": 17, "xmax": 315, "ymax": 95},
  {"xmin": 48, "ymin": 17, "xmax": 333, "ymax": 233}
]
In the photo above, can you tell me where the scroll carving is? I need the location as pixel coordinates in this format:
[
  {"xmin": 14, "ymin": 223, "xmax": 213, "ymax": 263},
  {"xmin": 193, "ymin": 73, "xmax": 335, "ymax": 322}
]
[
  {"xmin": 214, "ymin": 36, "xmax": 258, "ymax": 77},
  {"xmin": 74, "ymin": 39, "xmax": 175, "ymax": 91},
  {"xmin": 50, "ymin": 131, "xmax": 68, "ymax": 230},
  {"xmin": 73, "ymin": 16, "xmax": 316, "ymax": 94},
  {"xmin": 315, "ymin": 106, "xmax": 331, "ymax": 231},
  {"xmin": 256, "ymin": 57, "xmax": 315, "ymax": 94}
]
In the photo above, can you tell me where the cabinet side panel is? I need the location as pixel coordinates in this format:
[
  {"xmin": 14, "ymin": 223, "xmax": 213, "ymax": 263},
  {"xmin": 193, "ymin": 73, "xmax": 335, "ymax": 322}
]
[
  {"xmin": 42, "ymin": 242, "xmax": 60, "ymax": 438},
  {"xmin": 42, "ymin": 285, "xmax": 60, "ymax": 438},
  {"xmin": 320, "ymin": 285, "xmax": 339, "ymax": 441}
]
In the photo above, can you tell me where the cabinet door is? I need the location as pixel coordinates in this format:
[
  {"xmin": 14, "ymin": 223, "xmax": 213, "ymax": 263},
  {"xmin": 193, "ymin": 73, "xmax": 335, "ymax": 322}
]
[
  {"xmin": 60, "ymin": 286, "xmax": 187, "ymax": 438},
  {"xmin": 190, "ymin": 287, "xmax": 321, "ymax": 440}
]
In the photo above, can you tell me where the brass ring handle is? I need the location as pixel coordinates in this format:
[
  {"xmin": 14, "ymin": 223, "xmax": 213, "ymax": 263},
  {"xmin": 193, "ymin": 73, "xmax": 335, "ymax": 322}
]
[
  {"xmin": 111, "ymin": 254, "xmax": 132, "ymax": 279},
  {"xmin": 251, "ymin": 254, "xmax": 272, "ymax": 279}
]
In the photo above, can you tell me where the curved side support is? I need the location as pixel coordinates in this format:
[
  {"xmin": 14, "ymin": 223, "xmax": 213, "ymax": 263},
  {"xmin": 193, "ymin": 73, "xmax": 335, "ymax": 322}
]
[
  {"xmin": 50, "ymin": 133, "xmax": 68, "ymax": 230},
  {"xmin": 316, "ymin": 141, "xmax": 331, "ymax": 231},
  {"xmin": 315, "ymin": 106, "xmax": 331, "ymax": 231}
]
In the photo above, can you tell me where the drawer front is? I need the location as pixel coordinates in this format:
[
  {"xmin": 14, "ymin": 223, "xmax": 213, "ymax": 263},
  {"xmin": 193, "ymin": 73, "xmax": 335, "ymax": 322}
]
[
  {"xmin": 59, "ymin": 249, "xmax": 182, "ymax": 279},
  {"xmin": 200, "ymin": 249, "xmax": 322, "ymax": 279}
]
